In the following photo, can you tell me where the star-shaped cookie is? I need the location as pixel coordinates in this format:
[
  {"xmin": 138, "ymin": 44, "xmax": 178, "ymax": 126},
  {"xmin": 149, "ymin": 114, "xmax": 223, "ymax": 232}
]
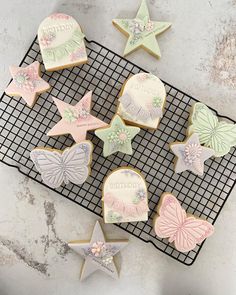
[
  {"xmin": 170, "ymin": 133, "xmax": 215, "ymax": 176},
  {"xmin": 5, "ymin": 61, "xmax": 50, "ymax": 107},
  {"xmin": 95, "ymin": 114, "xmax": 140, "ymax": 157},
  {"xmin": 68, "ymin": 221, "xmax": 128, "ymax": 280},
  {"xmin": 47, "ymin": 91, "xmax": 108, "ymax": 142},
  {"xmin": 112, "ymin": 0, "xmax": 171, "ymax": 58}
]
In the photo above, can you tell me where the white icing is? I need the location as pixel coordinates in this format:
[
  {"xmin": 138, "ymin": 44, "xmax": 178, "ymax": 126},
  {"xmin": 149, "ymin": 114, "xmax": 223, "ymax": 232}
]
[
  {"xmin": 103, "ymin": 168, "xmax": 149, "ymax": 223},
  {"xmin": 38, "ymin": 13, "xmax": 87, "ymax": 71},
  {"xmin": 117, "ymin": 73, "xmax": 166, "ymax": 129}
]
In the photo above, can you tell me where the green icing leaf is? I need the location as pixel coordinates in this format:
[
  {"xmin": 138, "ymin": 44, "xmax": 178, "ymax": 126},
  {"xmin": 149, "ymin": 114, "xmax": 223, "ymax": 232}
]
[
  {"xmin": 106, "ymin": 210, "xmax": 122, "ymax": 223},
  {"xmin": 188, "ymin": 102, "xmax": 236, "ymax": 157},
  {"xmin": 63, "ymin": 108, "xmax": 78, "ymax": 123}
]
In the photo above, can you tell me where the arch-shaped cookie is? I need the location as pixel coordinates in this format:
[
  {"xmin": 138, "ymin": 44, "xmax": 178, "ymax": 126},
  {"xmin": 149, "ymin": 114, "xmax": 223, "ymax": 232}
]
[{"xmin": 38, "ymin": 13, "xmax": 87, "ymax": 71}]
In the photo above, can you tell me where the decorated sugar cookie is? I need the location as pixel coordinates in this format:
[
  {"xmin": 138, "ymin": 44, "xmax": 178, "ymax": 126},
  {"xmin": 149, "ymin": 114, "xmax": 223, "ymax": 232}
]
[
  {"xmin": 30, "ymin": 141, "xmax": 93, "ymax": 188},
  {"xmin": 5, "ymin": 61, "xmax": 50, "ymax": 107},
  {"xmin": 47, "ymin": 91, "xmax": 108, "ymax": 142},
  {"xmin": 170, "ymin": 133, "xmax": 214, "ymax": 176},
  {"xmin": 103, "ymin": 167, "xmax": 149, "ymax": 223},
  {"xmin": 154, "ymin": 193, "xmax": 214, "ymax": 253},
  {"xmin": 188, "ymin": 102, "xmax": 236, "ymax": 157},
  {"xmin": 112, "ymin": 0, "xmax": 171, "ymax": 58},
  {"xmin": 117, "ymin": 73, "xmax": 166, "ymax": 129},
  {"xmin": 95, "ymin": 114, "xmax": 140, "ymax": 157},
  {"xmin": 38, "ymin": 13, "xmax": 87, "ymax": 71},
  {"xmin": 68, "ymin": 221, "xmax": 128, "ymax": 280}
]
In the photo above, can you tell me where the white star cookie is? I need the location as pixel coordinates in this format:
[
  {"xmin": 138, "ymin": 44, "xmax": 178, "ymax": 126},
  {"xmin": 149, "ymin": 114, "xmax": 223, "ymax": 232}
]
[{"xmin": 68, "ymin": 221, "xmax": 128, "ymax": 281}]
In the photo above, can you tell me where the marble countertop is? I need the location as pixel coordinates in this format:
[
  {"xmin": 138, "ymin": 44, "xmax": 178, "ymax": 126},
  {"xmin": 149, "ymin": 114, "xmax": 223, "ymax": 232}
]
[{"xmin": 0, "ymin": 1, "xmax": 236, "ymax": 294}]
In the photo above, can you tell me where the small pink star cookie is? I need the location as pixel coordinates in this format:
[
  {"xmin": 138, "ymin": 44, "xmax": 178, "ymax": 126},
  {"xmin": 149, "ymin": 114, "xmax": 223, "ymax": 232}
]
[
  {"xmin": 47, "ymin": 91, "xmax": 108, "ymax": 142},
  {"xmin": 5, "ymin": 61, "xmax": 50, "ymax": 107}
]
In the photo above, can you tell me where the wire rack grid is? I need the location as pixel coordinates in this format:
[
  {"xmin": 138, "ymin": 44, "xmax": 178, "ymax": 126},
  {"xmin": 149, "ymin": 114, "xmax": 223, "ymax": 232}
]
[{"xmin": 0, "ymin": 36, "xmax": 236, "ymax": 265}]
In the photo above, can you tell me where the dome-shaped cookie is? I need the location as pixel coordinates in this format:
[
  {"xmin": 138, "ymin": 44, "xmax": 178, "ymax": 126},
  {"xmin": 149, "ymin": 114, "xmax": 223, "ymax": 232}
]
[
  {"xmin": 38, "ymin": 13, "xmax": 87, "ymax": 71},
  {"xmin": 117, "ymin": 73, "xmax": 166, "ymax": 129},
  {"xmin": 103, "ymin": 167, "xmax": 149, "ymax": 223}
]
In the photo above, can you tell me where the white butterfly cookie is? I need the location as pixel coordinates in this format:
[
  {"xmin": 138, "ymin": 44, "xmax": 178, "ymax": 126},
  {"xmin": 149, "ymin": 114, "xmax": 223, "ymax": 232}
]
[
  {"xmin": 153, "ymin": 193, "xmax": 214, "ymax": 253},
  {"xmin": 188, "ymin": 102, "xmax": 236, "ymax": 157},
  {"xmin": 30, "ymin": 141, "xmax": 93, "ymax": 188}
]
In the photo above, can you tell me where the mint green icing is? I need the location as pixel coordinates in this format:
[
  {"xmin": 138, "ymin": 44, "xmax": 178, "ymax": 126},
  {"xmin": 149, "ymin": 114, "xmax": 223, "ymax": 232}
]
[
  {"xmin": 42, "ymin": 29, "xmax": 85, "ymax": 62},
  {"xmin": 95, "ymin": 115, "xmax": 140, "ymax": 157},
  {"xmin": 63, "ymin": 108, "xmax": 78, "ymax": 123},
  {"xmin": 153, "ymin": 96, "xmax": 162, "ymax": 108},
  {"xmin": 188, "ymin": 102, "xmax": 236, "ymax": 157},
  {"xmin": 113, "ymin": 0, "xmax": 171, "ymax": 58}
]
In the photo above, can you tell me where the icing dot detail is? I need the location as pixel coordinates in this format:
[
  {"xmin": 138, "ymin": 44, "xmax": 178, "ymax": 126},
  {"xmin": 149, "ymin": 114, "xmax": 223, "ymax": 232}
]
[
  {"xmin": 116, "ymin": 129, "xmax": 130, "ymax": 144},
  {"xmin": 184, "ymin": 143, "xmax": 202, "ymax": 165}
]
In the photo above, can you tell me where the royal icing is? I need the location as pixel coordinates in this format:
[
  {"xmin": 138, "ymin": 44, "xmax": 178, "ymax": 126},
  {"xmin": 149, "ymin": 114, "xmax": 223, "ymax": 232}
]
[
  {"xmin": 68, "ymin": 221, "xmax": 128, "ymax": 280},
  {"xmin": 38, "ymin": 13, "xmax": 87, "ymax": 71},
  {"xmin": 5, "ymin": 61, "xmax": 50, "ymax": 107},
  {"xmin": 170, "ymin": 133, "xmax": 215, "ymax": 176},
  {"xmin": 117, "ymin": 73, "xmax": 166, "ymax": 129},
  {"xmin": 188, "ymin": 102, "xmax": 236, "ymax": 157},
  {"xmin": 112, "ymin": 0, "xmax": 171, "ymax": 58},
  {"xmin": 30, "ymin": 141, "xmax": 93, "ymax": 188},
  {"xmin": 154, "ymin": 193, "xmax": 214, "ymax": 253},
  {"xmin": 47, "ymin": 91, "xmax": 108, "ymax": 142},
  {"xmin": 95, "ymin": 114, "xmax": 140, "ymax": 157},
  {"xmin": 103, "ymin": 168, "xmax": 149, "ymax": 223}
]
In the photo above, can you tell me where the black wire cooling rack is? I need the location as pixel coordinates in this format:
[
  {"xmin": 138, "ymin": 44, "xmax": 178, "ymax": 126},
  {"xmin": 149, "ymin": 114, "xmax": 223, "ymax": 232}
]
[{"xmin": 0, "ymin": 37, "xmax": 236, "ymax": 266}]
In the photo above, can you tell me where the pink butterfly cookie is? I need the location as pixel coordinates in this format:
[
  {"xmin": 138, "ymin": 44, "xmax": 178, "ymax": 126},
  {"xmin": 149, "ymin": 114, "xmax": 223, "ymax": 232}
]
[
  {"xmin": 154, "ymin": 193, "xmax": 214, "ymax": 252},
  {"xmin": 5, "ymin": 61, "xmax": 50, "ymax": 107}
]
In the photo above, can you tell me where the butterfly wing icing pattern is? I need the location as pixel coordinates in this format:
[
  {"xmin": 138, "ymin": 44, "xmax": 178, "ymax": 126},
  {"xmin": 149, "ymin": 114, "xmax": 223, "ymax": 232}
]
[
  {"xmin": 188, "ymin": 102, "xmax": 236, "ymax": 157},
  {"xmin": 154, "ymin": 193, "xmax": 214, "ymax": 252},
  {"xmin": 30, "ymin": 141, "xmax": 93, "ymax": 188}
]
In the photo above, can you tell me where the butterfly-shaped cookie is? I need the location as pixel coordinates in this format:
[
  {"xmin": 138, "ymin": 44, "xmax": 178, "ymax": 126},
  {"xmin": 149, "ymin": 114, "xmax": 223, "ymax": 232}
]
[
  {"xmin": 154, "ymin": 193, "xmax": 214, "ymax": 252},
  {"xmin": 188, "ymin": 102, "xmax": 236, "ymax": 157},
  {"xmin": 30, "ymin": 141, "xmax": 93, "ymax": 188}
]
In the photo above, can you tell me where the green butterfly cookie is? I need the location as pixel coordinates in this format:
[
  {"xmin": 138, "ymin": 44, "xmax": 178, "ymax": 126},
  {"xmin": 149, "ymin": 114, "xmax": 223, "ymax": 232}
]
[{"xmin": 188, "ymin": 102, "xmax": 236, "ymax": 157}]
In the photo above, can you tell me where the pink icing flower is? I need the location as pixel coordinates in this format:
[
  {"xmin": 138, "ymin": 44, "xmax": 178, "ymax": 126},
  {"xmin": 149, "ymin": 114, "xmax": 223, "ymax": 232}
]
[
  {"xmin": 91, "ymin": 241, "xmax": 105, "ymax": 257},
  {"xmin": 70, "ymin": 47, "xmax": 86, "ymax": 62},
  {"xmin": 50, "ymin": 13, "xmax": 71, "ymax": 20},
  {"xmin": 40, "ymin": 32, "xmax": 56, "ymax": 47},
  {"xmin": 145, "ymin": 20, "xmax": 154, "ymax": 31}
]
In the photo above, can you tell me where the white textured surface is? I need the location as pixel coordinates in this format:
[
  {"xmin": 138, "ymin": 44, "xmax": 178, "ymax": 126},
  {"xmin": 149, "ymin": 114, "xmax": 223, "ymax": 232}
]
[{"xmin": 0, "ymin": 1, "xmax": 236, "ymax": 294}]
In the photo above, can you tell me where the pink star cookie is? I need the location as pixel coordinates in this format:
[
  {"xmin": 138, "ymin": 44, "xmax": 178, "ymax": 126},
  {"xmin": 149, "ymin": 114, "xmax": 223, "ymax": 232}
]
[
  {"xmin": 5, "ymin": 61, "xmax": 50, "ymax": 107},
  {"xmin": 47, "ymin": 91, "xmax": 108, "ymax": 142}
]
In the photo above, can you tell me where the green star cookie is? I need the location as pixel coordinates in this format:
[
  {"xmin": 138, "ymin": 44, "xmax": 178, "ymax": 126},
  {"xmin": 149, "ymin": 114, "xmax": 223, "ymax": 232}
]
[
  {"xmin": 95, "ymin": 114, "xmax": 140, "ymax": 157},
  {"xmin": 112, "ymin": 0, "xmax": 171, "ymax": 58}
]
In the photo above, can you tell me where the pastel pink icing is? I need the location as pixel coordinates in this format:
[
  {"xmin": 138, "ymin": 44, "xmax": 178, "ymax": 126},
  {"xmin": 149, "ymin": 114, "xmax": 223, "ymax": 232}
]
[
  {"xmin": 104, "ymin": 193, "xmax": 149, "ymax": 217},
  {"xmin": 154, "ymin": 193, "xmax": 214, "ymax": 252},
  {"xmin": 47, "ymin": 91, "xmax": 108, "ymax": 142},
  {"xmin": 5, "ymin": 61, "xmax": 50, "ymax": 107}
]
